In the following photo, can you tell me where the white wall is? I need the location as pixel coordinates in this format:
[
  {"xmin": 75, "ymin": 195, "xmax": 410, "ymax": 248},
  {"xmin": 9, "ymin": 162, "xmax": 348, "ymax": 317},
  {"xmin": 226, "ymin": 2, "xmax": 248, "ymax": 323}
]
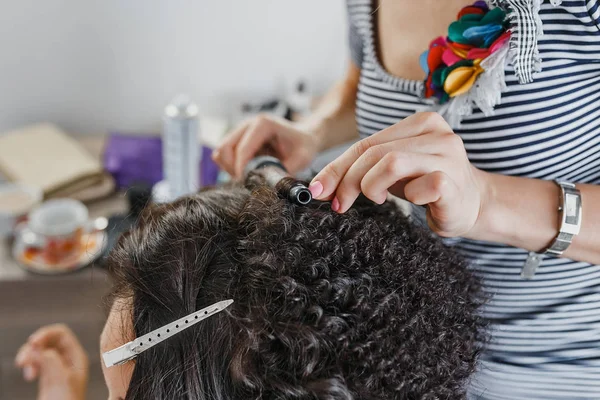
[{"xmin": 0, "ymin": 0, "xmax": 347, "ymax": 134}]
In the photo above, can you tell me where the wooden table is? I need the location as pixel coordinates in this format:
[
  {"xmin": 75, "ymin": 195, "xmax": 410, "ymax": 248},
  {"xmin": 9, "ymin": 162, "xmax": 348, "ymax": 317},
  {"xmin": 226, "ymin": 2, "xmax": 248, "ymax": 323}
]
[{"xmin": 0, "ymin": 136, "xmax": 126, "ymax": 400}]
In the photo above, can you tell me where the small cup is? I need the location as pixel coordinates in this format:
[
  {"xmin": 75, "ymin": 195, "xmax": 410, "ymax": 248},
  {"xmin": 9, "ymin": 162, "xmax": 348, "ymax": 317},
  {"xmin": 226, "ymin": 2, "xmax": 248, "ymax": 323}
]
[{"xmin": 21, "ymin": 199, "xmax": 91, "ymax": 263}]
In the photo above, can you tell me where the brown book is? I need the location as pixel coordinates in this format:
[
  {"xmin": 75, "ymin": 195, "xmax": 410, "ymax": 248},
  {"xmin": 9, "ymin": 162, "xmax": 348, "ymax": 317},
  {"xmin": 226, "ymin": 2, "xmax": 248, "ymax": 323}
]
[{"xmin": 0, "ymin": 123, "xmax": 104, "ymax": 197}]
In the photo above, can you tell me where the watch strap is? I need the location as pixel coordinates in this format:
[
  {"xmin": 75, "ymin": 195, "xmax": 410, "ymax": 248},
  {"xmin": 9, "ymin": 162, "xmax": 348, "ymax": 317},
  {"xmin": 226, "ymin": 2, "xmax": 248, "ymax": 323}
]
[{"xmin": 521, "ymin": 181, "xmax": 582, "ymax": 279}]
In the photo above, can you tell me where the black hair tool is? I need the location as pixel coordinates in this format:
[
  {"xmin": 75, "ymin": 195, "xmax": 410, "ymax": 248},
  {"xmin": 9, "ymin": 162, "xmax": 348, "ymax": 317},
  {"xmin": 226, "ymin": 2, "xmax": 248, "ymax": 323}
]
[{"xmin": 244, "ymin": 156, "xmax": 312, "ymax": 205}]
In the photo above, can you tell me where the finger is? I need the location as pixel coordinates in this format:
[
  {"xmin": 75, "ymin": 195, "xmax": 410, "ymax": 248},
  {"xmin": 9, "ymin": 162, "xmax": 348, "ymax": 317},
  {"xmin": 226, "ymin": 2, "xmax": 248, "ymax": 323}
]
[
  {"xmin": 310, "ymin": 137, "xmax": 376, "ymax": 201},
  {"xmin": 310, "ymin": 113, "xmax": 449, "ymax": 200},
  {"xmin": 368, "ymin": 112, "xmax": 452, "ymax": 144},
  {"xmin": 16, "ymin": 347, "xmax": 40, "ymax": 382},
  {"xmin": 17, "ymin": 347, "xmax": 40, "ymax": 381},
  {"xmin": 233, "ymin": 116, "xmax": 277, "ymax": 178},
  {"xmin": 23, "ymin": 363, "xmax": 38, "ymax": 382},
  {"xmin": 332, "ymin": 133, "xmax": 458, "ymax": 213},
  {"xmin": 331, "ymin": 142, "xmax": 394, "ymax": 213},
  {"xmin": 15, "ymin": 342, "xmax": 34, "ymax": 367},
  {"xmin": 403, "ymin": 171, "xmax": 456, "ymax": 206},
  {"xmin": 358, "ymin": 152, "xmax": 441, "ymax": 206},
  {"xmin": 213, "ymin": 120, "xmax": 251, "ymax": 176},
  {"xmin": 28, "ymin": 324, "xmax": 88, "ymax": 371},
  {"xmin": 404, "ymin": 172, "xmax": 461, "ymax": 236}
]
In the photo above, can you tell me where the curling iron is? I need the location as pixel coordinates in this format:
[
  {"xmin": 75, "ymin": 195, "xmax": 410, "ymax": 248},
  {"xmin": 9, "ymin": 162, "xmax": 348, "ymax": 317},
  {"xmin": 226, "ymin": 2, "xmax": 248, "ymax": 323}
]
[{"xmin": 243, "ymin": 156, "xmax": 312, "ymax": 206}]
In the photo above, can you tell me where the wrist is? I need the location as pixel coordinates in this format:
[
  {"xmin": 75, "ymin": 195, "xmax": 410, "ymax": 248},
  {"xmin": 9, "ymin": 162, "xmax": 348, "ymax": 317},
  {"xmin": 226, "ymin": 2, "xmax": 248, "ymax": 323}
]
[
  {"xmin": 295, "ymin": 118, "xmax": 329, "ymax": 153},
  {"xmin": 466, "ymin": 171, "xmax": 560, "ymax": 251},
  {"xmin": 465, "ymin": 168, "xmax": 498, "ymax": 242}
]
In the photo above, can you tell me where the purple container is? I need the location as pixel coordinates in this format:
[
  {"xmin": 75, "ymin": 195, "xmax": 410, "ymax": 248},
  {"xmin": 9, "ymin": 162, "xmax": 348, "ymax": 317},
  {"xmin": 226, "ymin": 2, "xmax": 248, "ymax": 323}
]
[
  {"xmin": 103, "ymin": 133, "xmax": 220, "ymax": 190},
  {"xmin": 200, "ymin": 146, "xmax": 220, "ymax": 187}
]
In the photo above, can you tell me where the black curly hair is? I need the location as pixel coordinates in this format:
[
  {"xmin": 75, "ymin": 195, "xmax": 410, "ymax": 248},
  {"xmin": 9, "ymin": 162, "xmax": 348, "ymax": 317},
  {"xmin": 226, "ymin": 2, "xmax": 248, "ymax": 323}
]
[{"xmin": 107, "ymin": 175, "xmax": 485, "ymax": 400}]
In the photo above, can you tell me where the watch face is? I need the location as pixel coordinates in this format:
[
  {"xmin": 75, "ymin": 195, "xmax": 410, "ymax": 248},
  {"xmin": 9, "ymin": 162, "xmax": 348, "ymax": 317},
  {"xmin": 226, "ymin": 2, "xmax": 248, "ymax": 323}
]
[{"xmin": 565, "ymin": 193, "xmax": 579, "ymax": 225}]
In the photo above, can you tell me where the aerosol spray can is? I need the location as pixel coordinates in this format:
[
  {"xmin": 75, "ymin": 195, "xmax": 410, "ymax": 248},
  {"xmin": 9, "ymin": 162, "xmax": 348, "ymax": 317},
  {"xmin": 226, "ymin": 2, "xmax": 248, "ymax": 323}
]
[{"xmin": 161, "ymin": 95, "xmax": 200, "ymax": 200}]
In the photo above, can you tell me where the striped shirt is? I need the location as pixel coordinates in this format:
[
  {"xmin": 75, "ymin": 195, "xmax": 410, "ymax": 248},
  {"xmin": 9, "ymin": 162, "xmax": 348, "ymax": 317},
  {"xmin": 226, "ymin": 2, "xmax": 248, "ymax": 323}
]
[{"xmin": 346, "ymin": 1, "xmax": 600, "ymax": 399}]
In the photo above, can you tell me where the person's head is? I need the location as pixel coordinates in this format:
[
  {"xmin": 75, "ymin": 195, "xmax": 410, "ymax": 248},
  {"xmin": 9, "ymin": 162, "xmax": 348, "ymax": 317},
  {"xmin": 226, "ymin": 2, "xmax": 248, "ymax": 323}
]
[{"xmin": 100, "ymin": 176, "xmax": 485, "ymax": 400}]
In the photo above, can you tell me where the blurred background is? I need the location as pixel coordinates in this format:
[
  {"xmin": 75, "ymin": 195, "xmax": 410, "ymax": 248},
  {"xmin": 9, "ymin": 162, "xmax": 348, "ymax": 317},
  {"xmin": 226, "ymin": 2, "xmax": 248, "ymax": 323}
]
[
  {"xmin": 0, "ymin": 0, "xmax": 346, "ymax": 133},
  {"xmin": 0, "ymin": 1, "xmax": 348, "ymax": 398}
]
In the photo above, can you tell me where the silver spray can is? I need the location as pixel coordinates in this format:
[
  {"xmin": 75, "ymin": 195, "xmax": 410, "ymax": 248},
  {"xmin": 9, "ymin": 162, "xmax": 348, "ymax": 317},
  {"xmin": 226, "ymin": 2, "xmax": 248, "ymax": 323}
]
[{"xmin": 162, "ymin": 95, "xmax": 200, "ymax": 200}]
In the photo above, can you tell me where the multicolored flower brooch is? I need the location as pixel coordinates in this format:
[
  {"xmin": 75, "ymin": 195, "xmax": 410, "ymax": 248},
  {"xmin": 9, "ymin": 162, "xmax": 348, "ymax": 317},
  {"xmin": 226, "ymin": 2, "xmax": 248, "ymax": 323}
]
[
  {"xmin": 421, "ymin": 1, "xmax": 512, "ymax": 127},
  {"xmin": 416, "ymin": 0, "xmax": 565, "ymax": 127},
  {"xmin": 422, "ymin": 2, "xmax": 510, "ymax": 102}
]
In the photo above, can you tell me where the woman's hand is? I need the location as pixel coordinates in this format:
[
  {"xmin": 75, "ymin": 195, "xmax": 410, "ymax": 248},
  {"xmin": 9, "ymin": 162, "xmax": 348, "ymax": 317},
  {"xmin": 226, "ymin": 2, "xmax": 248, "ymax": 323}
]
[
  {"xmin": 15, "ymin": 324, "xmax": 89, "ymax": 400},
  {"xmin": 309, "ymin": 112, "xmax": 488, "ymax": 238},
  {"xmin": 212, "ymin": 114, "xmax": 320, "ymax": 179}
]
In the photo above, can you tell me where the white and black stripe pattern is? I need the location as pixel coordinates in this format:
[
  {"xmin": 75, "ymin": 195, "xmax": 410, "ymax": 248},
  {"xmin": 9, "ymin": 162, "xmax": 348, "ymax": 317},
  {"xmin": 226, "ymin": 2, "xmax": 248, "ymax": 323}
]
[{"xmin": 346, "ymin": 1, "xmax": 600, "ymax": 399}]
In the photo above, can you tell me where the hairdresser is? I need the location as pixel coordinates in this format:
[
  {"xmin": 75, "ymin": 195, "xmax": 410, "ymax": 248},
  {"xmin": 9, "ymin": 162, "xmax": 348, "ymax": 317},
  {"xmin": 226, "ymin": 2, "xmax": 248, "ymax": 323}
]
[{"xmin": 213, "ymin": 1, "xmax": 600, "ymax": 399}]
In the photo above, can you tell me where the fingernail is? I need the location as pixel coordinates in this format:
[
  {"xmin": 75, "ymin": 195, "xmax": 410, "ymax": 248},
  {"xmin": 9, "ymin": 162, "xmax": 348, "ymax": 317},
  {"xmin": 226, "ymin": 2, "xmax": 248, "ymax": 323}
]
[
  {"xmin": 308, "ymin": 181, "xmax": 323, "ymax": 198},
  {"xmin": 23, "ymin": 366, "xmax": 35, "ymax": 381},
  {"xmin": 331, "ymin": 198, "xmax": 340, "ymax": 212},
  {"xmin": 15, "ymin": 352, "xmax": 25, "ymax": 365}
]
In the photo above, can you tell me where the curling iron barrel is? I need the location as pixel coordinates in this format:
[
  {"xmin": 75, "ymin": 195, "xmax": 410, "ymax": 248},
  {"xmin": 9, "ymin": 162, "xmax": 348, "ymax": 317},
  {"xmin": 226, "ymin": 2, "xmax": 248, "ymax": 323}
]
[{"xmin": 244, "ymin": 156, "xmax": 312, "ymax": 206}]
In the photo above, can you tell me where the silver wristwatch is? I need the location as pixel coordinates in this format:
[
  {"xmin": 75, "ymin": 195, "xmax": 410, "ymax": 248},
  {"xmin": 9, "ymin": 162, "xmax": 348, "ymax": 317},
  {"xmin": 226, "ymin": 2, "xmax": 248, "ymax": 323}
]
[{"xmin": 521, "ymin": 181, "xmax": 583, "ymax": 279}]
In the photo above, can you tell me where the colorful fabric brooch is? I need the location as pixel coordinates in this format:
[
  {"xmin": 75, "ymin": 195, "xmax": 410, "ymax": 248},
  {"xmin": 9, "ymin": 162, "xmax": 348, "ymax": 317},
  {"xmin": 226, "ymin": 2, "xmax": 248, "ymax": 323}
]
[
  {"xmin": 412, "ymin": 0, "xmax": 562, "ymax": 128},
  {"xmin": 420, "ymin": 1, "xmax": 512, "ymax": 126},
  {"xmin": 415, "ymin": 0, "xmax": 565, "ymax": 127},
  {"xmin": 422, "ymin": 3, "xmax": 509, "ymax": 102}
]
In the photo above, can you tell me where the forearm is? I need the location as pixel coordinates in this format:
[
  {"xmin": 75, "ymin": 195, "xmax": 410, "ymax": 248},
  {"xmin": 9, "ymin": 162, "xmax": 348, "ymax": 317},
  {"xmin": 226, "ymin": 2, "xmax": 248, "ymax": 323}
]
[
  {"xmin": 296, "ymin": 64, "xmax": 360, "ymax": 152},
  {"xmin": 471, "ymin": 171, "xmax": 600, "ymax": 264}
]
